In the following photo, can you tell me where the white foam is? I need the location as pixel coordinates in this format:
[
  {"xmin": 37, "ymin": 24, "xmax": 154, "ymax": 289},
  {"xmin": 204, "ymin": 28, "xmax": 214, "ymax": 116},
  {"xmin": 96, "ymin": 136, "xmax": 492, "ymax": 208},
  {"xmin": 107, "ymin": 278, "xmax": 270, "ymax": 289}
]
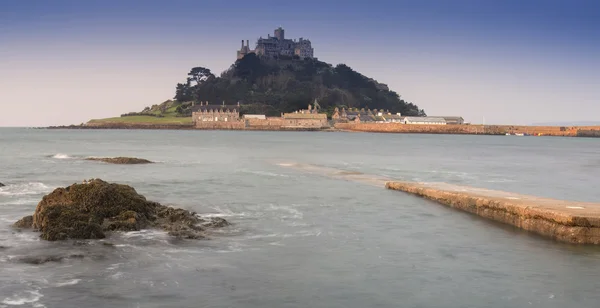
[
  {"xmin": 0, "ymin": 183, "xmax": 51, "ymax": 196},
  {"xmin": 54, "ymin": 279, "xmax": 81, "ymax": 287},
  {"xmin": 121, "ymin": 229, "xmax": 168, "ymax": 240},
  {"xmin": 2, "ymin": 290, "xmax": 43, "ymax": 306},
  {"xmin": 276, "ymin": 163, "xmax": 295, "ymax": 167},
  {"xmin": 51, "ymin": 153, "xmax": 72, "ymax": 159}
]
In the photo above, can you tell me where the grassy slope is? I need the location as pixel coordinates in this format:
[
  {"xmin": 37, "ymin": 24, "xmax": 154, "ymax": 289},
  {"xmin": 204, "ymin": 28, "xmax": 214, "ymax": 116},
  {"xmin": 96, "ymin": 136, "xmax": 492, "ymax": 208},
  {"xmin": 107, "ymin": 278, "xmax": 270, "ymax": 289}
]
[
  {"xmin": 86, "ymin": 100, "xmax": 194, "ymax": 126},
  {"xmin": 88, "ymin": 115, "xmax": 192, "ymax": 125}
]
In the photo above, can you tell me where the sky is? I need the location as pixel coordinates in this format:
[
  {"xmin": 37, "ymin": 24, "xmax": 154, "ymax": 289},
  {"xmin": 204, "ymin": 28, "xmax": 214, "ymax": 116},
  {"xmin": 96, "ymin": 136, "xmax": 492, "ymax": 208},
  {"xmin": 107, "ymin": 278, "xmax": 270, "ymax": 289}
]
[{"xmin": 1, "ymin": 0, "xmax": 599, "ymax": 126}]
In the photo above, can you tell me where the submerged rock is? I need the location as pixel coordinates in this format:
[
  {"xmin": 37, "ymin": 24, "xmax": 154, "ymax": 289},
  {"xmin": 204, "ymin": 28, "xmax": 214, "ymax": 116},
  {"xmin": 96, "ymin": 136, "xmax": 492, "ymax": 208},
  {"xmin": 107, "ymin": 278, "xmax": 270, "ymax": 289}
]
[
  {"xmin": 13, "ymin": 179, "xmax": 229, "ymax": 241},
  {"xmin": 0, "ymin": 182, "xmax": 4, "ymax": 187},
  {"xmin": 85, "ymin": 157, "xmax": 153, "ymax": 164},
  {"xmin": 18, "ymin": 253, "xmax": 85, "ymax": 265}
]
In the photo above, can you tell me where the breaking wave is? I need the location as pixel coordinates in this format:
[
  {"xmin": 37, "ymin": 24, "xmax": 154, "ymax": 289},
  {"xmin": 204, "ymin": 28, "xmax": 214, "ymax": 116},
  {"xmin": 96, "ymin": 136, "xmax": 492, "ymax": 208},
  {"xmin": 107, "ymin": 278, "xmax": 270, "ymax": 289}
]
[
  {"xmin": 0, "ymin": 182, "xmax": 51, "ymax": 196},
  {"xmin": 1, "ymin": 290, "xmax": 44, "ymax": 306}
]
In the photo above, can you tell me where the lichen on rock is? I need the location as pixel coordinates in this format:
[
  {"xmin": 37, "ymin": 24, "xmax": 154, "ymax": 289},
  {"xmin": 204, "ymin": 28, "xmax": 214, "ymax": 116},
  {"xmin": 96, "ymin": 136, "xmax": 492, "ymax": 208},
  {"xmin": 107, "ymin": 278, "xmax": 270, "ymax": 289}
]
[
  {"xmin": 13, "ymin": 179, "xmax": 229, "ymax": 241},
  {"xmin": 85, "ymin": 157, "xmax": 154, "ymax": 164}
]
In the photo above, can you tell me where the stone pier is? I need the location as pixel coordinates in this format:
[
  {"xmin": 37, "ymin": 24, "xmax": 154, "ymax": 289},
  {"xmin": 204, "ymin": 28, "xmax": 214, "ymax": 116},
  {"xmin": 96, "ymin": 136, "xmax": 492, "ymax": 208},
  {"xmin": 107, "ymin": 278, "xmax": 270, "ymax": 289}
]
[{"xmin": 385, "ymin": 181, "xmax": 600, "ymax": 244}]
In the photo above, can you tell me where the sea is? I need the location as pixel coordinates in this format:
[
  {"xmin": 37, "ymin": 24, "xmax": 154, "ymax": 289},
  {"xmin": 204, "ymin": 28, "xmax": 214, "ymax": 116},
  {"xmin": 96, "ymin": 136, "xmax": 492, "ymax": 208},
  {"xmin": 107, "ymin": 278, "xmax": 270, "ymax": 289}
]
[{"xmin": 1, "ymin": 128, "xmax": 600, "ymax": 308}]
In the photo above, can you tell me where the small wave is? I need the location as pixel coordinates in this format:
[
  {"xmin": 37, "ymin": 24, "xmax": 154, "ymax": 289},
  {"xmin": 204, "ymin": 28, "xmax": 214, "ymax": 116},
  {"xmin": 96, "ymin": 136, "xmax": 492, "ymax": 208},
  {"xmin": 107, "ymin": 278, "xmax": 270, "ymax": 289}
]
[
  {"xmin": 0, "ymin": 198, "xmax": 39, "ymax": 206},
  {"xmin": 238, "ymin": 169, "xmax": 290, "ymax": 178},
  {"xmin": 2, "ymin": 290, "xmax": 44, "ymax": 306},
  {"xmin": 54, "ymin": 279, "xmax": 81, "ymax": 287},
  {"xmin": 0, "ymin": 183, "xmax": 50, "ymax": 196}
]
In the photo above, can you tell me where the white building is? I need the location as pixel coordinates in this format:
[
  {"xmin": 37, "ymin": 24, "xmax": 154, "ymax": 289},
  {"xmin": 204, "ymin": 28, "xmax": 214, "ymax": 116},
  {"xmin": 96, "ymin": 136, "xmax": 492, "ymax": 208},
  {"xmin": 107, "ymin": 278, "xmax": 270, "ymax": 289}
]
[
  {"xmin": 243, "ymin": 114, "xmax": 266, "ymax": 120},
  {"xmin": 403, "ymin": 117, "xmax": 447, "ymax": 125},
  {"xmin": 429, "ymin": 116, "xmax": 464, "ymax": 125}
]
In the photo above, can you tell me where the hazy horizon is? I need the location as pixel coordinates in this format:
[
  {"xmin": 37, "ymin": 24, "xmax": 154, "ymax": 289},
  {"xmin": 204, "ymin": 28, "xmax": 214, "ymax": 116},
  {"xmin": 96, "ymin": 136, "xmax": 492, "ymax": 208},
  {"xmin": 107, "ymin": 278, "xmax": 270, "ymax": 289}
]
[{"xmin": 1, "ymin": 0, "xmax": 599, "ymax": 127}]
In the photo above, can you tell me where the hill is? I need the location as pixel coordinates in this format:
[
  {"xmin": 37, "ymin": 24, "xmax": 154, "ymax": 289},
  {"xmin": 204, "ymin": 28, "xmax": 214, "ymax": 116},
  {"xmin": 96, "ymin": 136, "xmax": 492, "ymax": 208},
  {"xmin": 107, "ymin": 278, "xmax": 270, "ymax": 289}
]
[
  {"xmin": 88, "ymin": 54, "xmax": 426, "ymax": 125},
  {"xmin": 173, "ymin": 54, "xmax": 425, "ymax": 117}
]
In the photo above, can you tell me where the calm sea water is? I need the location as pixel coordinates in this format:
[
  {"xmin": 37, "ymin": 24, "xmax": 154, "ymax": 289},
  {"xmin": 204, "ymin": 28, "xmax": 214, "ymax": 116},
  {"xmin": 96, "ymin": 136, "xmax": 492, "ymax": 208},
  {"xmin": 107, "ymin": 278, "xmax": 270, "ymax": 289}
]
[{"xmin": 1, "ymin": 128, "xmax": 600, "ymax": 308}]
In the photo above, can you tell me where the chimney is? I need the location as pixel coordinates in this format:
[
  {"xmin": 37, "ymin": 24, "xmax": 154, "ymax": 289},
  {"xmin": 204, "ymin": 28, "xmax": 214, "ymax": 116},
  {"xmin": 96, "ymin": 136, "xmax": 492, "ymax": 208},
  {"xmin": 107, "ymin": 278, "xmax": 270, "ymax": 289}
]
[
  {"xmin": 241, "ymin": 40, "xmax": 244, "ymax": 48},
  {"xmin": 222, "ymin": 100, "xmax": 225, "ymax": 106},
  {"xmin": 237, "ymin": 101, "xmax": 240, "ymax": 107},
  {"xmin": 246, "ymin": 40, "xmax": 249, "ymax": 48}
]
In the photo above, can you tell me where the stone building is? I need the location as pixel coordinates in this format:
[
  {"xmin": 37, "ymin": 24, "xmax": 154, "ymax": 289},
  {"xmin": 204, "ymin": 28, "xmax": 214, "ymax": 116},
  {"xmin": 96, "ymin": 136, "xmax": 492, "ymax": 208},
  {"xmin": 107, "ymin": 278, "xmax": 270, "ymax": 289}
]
[
  {"xmin": 282, "ymin": 102, "xmax": 328, "ymax": 128},
  {"xmin": 237, "ymin": 27, "xmax": 314, "ymax": 60},
  {"xmin": 403, "ymin": 117, "xmax": 447, "ymax": 125},
  {"xmin": 191, "ymin": 101, "xmax": 241, "ymax": 125}
]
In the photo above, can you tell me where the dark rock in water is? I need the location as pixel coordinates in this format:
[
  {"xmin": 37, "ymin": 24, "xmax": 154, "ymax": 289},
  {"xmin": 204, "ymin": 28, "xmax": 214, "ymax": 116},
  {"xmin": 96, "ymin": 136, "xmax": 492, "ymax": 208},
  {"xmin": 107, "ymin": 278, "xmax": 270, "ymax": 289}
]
[
  {"xmin": 202, "ymin": 217, "xmax": 231, "ymax": 228},
  {"xmin": 0, "ymin": 182, "xmax": 4, "ymax": 187},
  {"xmin": 14, "ymin": 215, "xmax": 33, "ymax": 228},
  {"xmin": 13, "ymin": 179, "xmax": 229, "ymax": 241},
  {"xmin": 85, "ymin": 157, "xmax": 153, "ymax": 164},
  {"xmin": 18, "ymin": 253, "xmax": 85, "ymax": 265}
]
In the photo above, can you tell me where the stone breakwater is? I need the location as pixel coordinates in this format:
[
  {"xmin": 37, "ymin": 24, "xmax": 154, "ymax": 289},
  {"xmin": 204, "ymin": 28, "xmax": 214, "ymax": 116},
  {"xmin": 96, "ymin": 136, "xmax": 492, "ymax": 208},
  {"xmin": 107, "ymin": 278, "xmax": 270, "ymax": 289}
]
[{"xmin": 385, "ymin": 181, "xmax": 600, "ymax": 244}]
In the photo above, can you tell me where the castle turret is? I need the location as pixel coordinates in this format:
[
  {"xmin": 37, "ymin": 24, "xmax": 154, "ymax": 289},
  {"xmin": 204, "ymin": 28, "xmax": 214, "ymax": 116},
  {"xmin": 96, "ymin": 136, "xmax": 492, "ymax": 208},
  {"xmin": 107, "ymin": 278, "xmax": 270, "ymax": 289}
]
[{"xmin": 274, "ymin": 27, "xmax": 284, "ymax": 40}]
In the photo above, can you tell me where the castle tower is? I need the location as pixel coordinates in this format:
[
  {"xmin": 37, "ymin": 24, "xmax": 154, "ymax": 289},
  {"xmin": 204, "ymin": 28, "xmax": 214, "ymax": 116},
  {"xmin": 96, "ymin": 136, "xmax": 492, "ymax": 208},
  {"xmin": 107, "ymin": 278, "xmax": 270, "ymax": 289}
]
[{"xmin": 274, "ymin": 27, "xmax": 284, "ymax": 40}]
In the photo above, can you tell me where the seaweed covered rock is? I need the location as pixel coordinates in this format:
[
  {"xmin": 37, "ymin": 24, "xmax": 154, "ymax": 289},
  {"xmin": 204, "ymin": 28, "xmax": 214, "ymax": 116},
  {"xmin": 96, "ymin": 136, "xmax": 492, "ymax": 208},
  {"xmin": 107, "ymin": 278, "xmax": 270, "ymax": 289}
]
[
  {"xmin": 85, "ymin": 157, "xmax": 153, "ymax": 164},
  {"xmin": 13, "ymin": 179, "xmax": 228, "ymax": 241}
]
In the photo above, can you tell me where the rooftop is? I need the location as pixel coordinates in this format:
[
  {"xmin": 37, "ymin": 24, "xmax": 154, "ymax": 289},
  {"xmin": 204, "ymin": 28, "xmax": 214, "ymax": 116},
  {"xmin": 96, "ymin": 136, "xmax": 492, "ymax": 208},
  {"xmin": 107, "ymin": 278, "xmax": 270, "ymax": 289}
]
[{"xmin": 191, "ymin": 104, "xmax": 240, "ymax": 112}]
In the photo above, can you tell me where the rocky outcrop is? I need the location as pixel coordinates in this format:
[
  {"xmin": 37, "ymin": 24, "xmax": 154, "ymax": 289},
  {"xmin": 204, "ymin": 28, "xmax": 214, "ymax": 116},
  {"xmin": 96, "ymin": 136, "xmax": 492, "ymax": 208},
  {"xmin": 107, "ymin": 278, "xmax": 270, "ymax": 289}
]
[
  {"xmin": 85, "ymin": 157, "xmax": 154, "ymax": 164},
  {"xmin": 13, "ymin": 179, "xmax": 229, "ymax": 241}
]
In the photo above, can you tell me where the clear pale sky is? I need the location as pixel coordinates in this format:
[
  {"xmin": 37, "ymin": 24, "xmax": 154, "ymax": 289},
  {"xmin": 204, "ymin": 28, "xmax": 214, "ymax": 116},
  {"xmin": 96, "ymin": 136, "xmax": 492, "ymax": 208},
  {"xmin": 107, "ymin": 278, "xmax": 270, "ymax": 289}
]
[{"xmin": 1, "ymin": 0, "xmax": 599, "ymax": 127}]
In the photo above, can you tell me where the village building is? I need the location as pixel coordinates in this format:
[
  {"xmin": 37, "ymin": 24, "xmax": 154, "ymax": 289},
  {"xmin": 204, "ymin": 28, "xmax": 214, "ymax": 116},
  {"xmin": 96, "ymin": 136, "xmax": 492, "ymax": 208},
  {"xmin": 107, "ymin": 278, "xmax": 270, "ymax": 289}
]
[
  {"xmin": 242, "ymin": 114, "xmax": 266, "ymax": 120},
  {"xmin": 429, "ymin": 116, "xmax": 465, "ymax": 125},
  {"xmin": 191, "ymin": 101, "xmax": 241, "ymax": 125},
  {"xmin": 282, "ymin": 102, "xmax": 328, "ymax": 128},
  {"xmin": 237, "ymin": 27, "xmax": 315, "ymax": 60},
  {"xmin": 403, "ymin": 117, "xmax": 447, "ymax": 125},
  {"xmin": 332, "ymin": 107, "xmax": 404, "ymax": 123}
]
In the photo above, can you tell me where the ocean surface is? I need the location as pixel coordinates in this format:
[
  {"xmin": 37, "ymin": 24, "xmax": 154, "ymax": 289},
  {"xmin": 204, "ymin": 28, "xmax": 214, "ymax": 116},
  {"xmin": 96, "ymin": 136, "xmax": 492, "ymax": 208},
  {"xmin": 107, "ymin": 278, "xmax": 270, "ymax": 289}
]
[{"xmin": 1, "ymin": 128, "xmax": 600, "ymax": 308}]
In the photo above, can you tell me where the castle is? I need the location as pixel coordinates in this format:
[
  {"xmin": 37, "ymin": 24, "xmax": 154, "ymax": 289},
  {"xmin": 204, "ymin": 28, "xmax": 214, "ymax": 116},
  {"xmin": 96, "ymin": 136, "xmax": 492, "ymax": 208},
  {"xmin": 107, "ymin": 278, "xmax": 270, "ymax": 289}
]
[{"xmin": 237, "ymin": 27, "xmax": 314, "ymax": 60}]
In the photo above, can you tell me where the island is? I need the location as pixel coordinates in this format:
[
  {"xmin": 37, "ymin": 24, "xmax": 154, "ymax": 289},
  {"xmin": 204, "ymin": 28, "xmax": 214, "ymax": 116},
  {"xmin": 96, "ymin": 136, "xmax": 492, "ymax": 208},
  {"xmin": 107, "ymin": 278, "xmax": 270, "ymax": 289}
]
[{"xmin": 51, "ymin": 27, "xmax": 600, "ymax": 137}]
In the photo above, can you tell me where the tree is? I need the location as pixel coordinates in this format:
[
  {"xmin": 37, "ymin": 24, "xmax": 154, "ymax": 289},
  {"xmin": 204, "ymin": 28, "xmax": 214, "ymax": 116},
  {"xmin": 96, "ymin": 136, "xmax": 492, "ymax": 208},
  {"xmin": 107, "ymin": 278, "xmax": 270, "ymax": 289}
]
[
  {"xmin": 174, "ymin": 82, "xmax": 193, "ymax": 102},
  {"xmin": 187, "ymin": 67, "xmax": 215, "ymax": 86}
]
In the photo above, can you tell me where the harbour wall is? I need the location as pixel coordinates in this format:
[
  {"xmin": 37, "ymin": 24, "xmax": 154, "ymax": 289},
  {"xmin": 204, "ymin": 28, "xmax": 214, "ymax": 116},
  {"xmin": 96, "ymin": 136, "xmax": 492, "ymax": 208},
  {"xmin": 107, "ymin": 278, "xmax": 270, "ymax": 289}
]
[{"xmin": 334, "ymin": 123, "xmax": 600, "ymax": 137}]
